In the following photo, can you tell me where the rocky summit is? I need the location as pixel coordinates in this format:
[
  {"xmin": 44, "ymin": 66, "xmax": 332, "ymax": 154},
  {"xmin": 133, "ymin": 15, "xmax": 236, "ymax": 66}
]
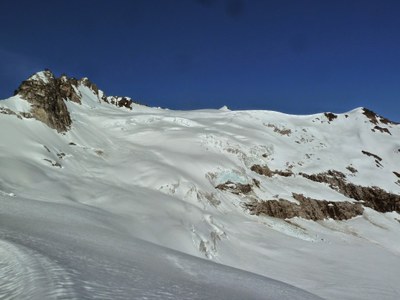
[
  {"xmin": 12, "ymin": 70, "xmax": 136, "ymax": 132},
  {"xmin": 0, "ymin": 70, "xmax": 399, "ymax": 299}
]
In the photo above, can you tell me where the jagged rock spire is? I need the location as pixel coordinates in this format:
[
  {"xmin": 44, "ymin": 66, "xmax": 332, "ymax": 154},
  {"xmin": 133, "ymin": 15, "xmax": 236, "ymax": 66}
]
[{"xmin": 15, "ymin": 70, "xmax": 76, "ymax": 132}]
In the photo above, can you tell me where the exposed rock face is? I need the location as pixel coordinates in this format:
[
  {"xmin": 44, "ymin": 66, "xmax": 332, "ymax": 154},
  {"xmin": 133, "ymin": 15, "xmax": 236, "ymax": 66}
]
[
  {"xmin": 105, "ymin": 96, "xmax": 135, "ymax": 110},
  {"xmin": 362, "ymin": 108, "xmax": 398, "ymax": 125},
  {"xmin": 250, "ymin": 164, "xmax": 273, "ymax": 177},
  {"xmin": 13, "ymin": 70, "xmax": 139, "ymax": 132},
  {"xmin": 373, "ymin": 125, "xmax": 391, "ymax": 135},
  {"xmin": 0, "ymin": 107, "xmax": 33, "ymax": 120},
  {"xmin": 214, "ymin": 169, "xmax": 364, "ymax": 220},
  {"xmin": 300, "ymin": 170, "xmax": 400, "ymax": 213},
  {"xmin": 361, "ymin": 150, "xmax": 383, "ymax": 167},
  {"xmin": 324, "ymin": 112, "xmax": 337, "ymax": 122},
  {"xmin": 250, "ymin": 164, "xmax": 293, "ymax": 177},
  {"xmin": 79, "ymin": 77, "xmax": 99, "ymax": 96},
  {"xmin": 14, "ymin": 70, "xmax": 75, "ymax": 132},
  {"xmin": 215, "ymin": 181, "xmax": 253, "ymax": 195},
  {"xmin": 245, "ymin": 193, "xmax": 364, "ymax": 220},
  {"xmin": 264, "ymin": 123, "xmax": 292, "ymax": 136},
  {"xmin": 217, "ymin": 165, "xmax": 398, "ymax": 220},
  {"xmin": 59, "ymin": 76, "xmax": 82, "ymax": 103},
  {"xmin": 346, "ymin": 165, "xmax": 358, "ymax": 174},
  {"xmin": 361, "ymin": 150, "xmax": 382, "ymax": 162},
  {"xmin": 0, "ymin": 107, "xmax": 20, "ymax": 118}
]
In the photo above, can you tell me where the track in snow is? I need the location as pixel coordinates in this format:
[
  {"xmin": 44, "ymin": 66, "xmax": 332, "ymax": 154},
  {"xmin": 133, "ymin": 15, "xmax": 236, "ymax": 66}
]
[{"xmin": 0, "ymin": 239, "xmax": 77, "ymax": 300}]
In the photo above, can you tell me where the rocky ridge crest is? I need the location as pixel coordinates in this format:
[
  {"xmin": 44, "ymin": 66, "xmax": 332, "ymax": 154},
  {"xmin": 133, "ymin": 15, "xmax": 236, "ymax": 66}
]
[{"xmin": 14, "ymin": 70, "xmax": 137, "ymax": 132}]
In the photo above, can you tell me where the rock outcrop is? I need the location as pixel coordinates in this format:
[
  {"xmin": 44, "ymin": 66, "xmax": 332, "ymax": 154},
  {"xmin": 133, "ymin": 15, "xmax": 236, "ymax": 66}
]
[
  {"xmin": 245, "ymin": 193, "xmax": 364, "ymax": 220},
  {"xmin": 217, "ymin": 166, "xmax": 399, "ymax": 220},
  {"xmin": 362, "ymin": 108, "xmax": 398, "ymax": 125},
  {"xmin": 14, "ymin": 70, "xmax": 138, "ymax": 132},
  {"xmin": 300, "ymin": 170, "xmax": 400, "ymax": 213},
  {"xmin": 215, "ymin": 181, "xmax": 253, "ymax": 195},
  {"xmin": 15, "ymin": 70, "xmax": 75, "ymax": 132},
  {"xmin": 104, "ymin": 96, "xmax": 135, "ymax": 110},
  {"xmin": 324, "ymin": 112, "xmax": 337, "ymax": 122},
  {"xmin": 250, "ymin": 164, "xmax": 293, "ymax": 177}
]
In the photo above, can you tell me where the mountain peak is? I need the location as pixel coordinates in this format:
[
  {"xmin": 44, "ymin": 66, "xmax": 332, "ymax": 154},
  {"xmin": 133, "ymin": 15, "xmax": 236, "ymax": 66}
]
[
  {"xmin": 3, "ymin": 70, "xmax": 398, "ymax": 134},
  {"xmin": 10, "ymin": 70, "xmax": 137, "ymax": 132},
  {"xmin": 1, "ymin": 70, "xmax": 400, "ymax": 299},
  {"xmin": 27, "ymin": 69, "xmax": 55, "ymax": 83}
]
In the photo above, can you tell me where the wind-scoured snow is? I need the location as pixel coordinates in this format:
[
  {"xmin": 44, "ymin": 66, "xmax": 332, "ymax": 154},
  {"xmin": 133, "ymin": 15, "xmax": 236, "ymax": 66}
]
[
  {"xmin": 0, "ymin": 77, "xmax": 399, "ymax": 299},
  {"xmin": 0, "ymin": 95, "xmax": 31, "ymax": 113},
  {"xmin": 0, "ymin": 194, "xmax": 320, "ymax": 300}
]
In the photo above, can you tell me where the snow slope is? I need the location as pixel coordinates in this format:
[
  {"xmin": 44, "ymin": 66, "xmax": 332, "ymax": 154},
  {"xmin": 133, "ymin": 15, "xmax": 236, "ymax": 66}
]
[{"xmin": 0, "ymin": 72, "xmax": 399, "ymax": 299}]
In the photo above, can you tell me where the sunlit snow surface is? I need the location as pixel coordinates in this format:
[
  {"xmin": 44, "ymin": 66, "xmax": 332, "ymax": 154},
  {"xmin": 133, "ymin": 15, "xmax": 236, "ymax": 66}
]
[
  {"xmin": 0, "ymin": 194, "xmax": 320, "ymax": 300},
  {"xmin": 0, "ymin": 85, "xmax": 399, "ymax": 299}
]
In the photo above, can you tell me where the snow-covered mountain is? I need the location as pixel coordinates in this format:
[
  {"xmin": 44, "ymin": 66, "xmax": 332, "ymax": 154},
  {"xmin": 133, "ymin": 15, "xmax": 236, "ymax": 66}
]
[{"xmin": 1, "ymin": 70, "xmax": 399, "ymax": 299}]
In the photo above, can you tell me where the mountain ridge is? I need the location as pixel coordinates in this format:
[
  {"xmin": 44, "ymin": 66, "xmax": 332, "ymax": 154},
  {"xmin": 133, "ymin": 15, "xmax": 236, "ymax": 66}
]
[
  {"xmin": 1, "ymin": 70, "xmax": 399, "ymax": 220},
  {"xmin": 1, "ymin": 70, "xmax": 399, "ymax": 299},
  {"xmin": 3, "ymin": 70, "xmax": 399, "ymax": 130},
  {"xmin": 9, "ymin": 70, "xmax": 139, "ymax": 132}
]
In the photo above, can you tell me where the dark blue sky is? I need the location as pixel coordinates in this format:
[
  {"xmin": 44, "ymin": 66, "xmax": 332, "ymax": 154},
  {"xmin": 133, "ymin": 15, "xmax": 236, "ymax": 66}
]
[{"xmin": 0, "ymin": 0, "xmax": 399, "ymax": 121}]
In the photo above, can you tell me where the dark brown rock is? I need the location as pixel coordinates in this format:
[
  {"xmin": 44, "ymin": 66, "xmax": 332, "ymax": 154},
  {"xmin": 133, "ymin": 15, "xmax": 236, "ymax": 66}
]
[
  {"xmin": 362, "ymin": 108, "xmax": 380, "ymax": 125},
  {"xmin": 105, "ymin": 96, "xmax": 139, "ymax": 110},
  {"xmin": 373, "ymin": 125, "xmax": 391, "ymax": 135},
  {"xmin": 118, "ymin": 97, "xmax": 133, "ymax": 110},
  {"xmin": 324, "ymin": 112, "xmax": 337, "ymax": 122},
  {"xmin": 0, "ymin": 107, "xmax": 17, "ymax": 116},
  {"xmin": 361, "ymin": 150, "xmax": 382, "ymax": 162},
  {"xmin": 251, "ymin": 164, "xmax": 293, "ymax": 177},
  {"xmin": 300, "ymin": 170, "xmax": 400, "ymax": 213},
  {"xmin": 245, "ymin": 193, "xmax": 363, "ymax": 220},
  {"xmin": 60, "ymin": 76, "xmax": 81, "ymax": 103},
  {"xmin": 361, "ymin": 150, "xmax": 383, "ymax": 167},
  {"xmin": 251, "ymin": 164, "xmax": 273, "ymax": 177},
  {"xmin": 43, "ymin": 158, "xmax": 62, "ymax": 168},
  {"xmin": 273, "ymin": 170, "xmax": 293, "ymax": 177},
  {"xmin": 11, "ymin": 70, "xmax": 143, "ymax": 132},
  {"xmin": 252, "ymin": 178, "xmax": 261, "ymax": 188},
  {"xmin": 215, "ymin": 181, "xmax": 252, "ymax": 195},
  {"xmin": 79, "ymin": 77, "xmax": 99, "ymax": 95},
  {"xmin": 14, "ymin": 71, "xmax": 77, "ymax": 132},
  {"xmin": 362, "ymin": 108, "xmax": 399, "ymax": 125},
  {"xmin": 346, "ymin": 165, "xmax": 358, "ymax": 174}
]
